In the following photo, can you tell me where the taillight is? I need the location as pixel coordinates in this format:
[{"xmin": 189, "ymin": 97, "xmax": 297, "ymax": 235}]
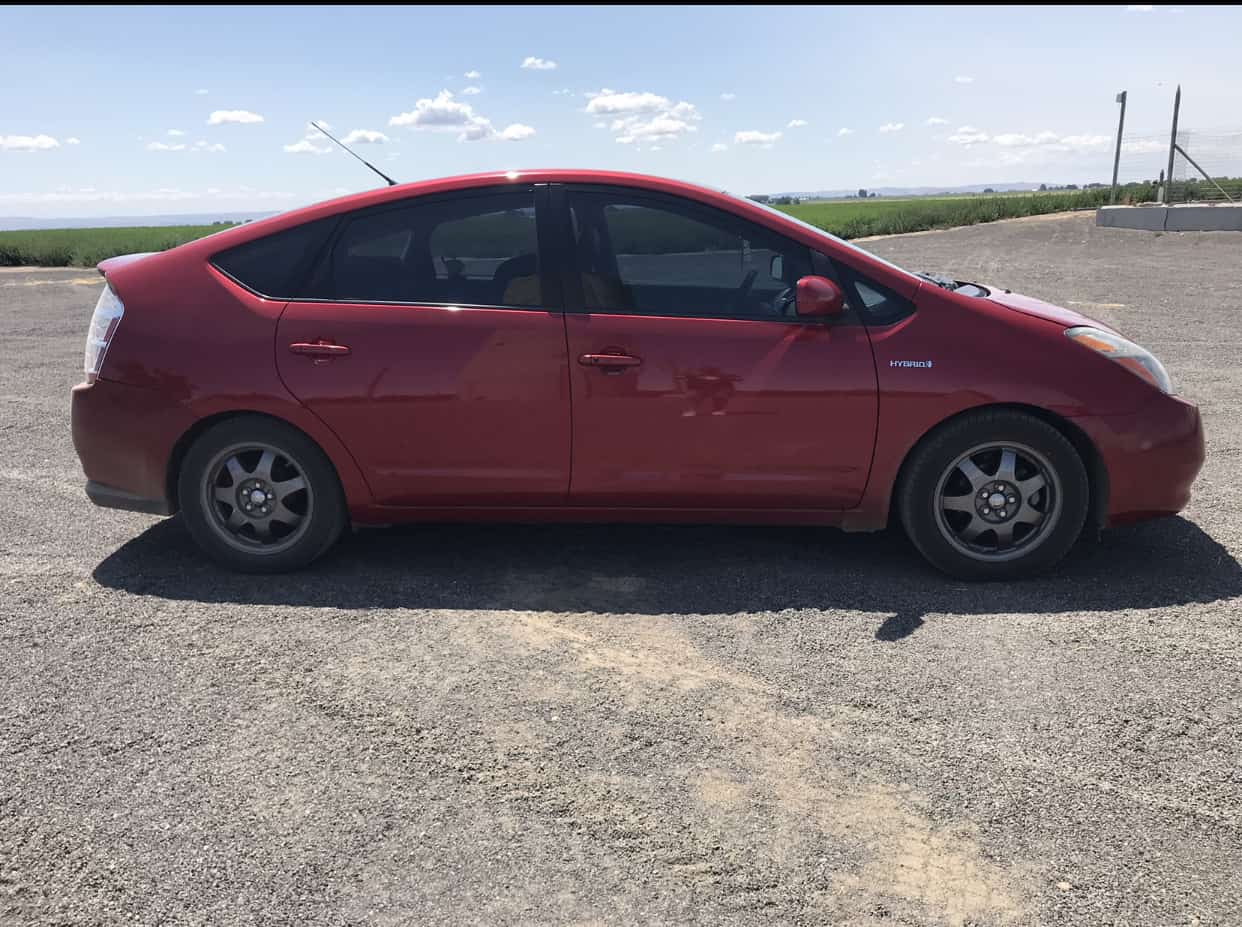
[{"xmin": 84, "ymin": 283, "xmax": 124, "ymax": 383}]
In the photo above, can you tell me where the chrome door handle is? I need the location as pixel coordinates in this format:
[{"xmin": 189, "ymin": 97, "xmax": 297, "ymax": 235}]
[{"xmin": 578, "ymin": 352, "xmax": 641, "ymax": 368}]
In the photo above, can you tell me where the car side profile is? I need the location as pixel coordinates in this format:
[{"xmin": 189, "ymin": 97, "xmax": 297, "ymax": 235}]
[{"xmin": 72, "ymin": 170, "xmax": 1205, "ymax": 579}]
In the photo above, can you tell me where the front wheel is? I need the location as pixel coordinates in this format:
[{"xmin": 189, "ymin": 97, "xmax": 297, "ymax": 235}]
[
  {"xmin": 177, "ymin": 416, "xmax": 346, "ymax": 573},
  {"xmin": 898, "ymin": 411, "xmax": 1090, "ymax": 580}
]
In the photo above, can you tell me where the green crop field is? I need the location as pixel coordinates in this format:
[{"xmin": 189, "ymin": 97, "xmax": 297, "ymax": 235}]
[
  {"xmin": 0, "ymin": 225, "xmax": 234, "ymax": 268},
  {"xmin": 0, "ymin": 185, "xmax": 1144, "ymax": 268}
]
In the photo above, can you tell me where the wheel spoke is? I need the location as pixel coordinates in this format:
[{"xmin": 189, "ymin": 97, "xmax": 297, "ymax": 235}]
[
  {"xmin": 956, "ymin": 457, "xmax": 988, "ymax": 491},
  {"xmin": 250, "ymin": 519, "xmax": 273, "ymax": 540},
  {"xmin": 272, "ymin": 501, "xmax": 303, "ymax": 526},
  {"xmin": 225, "ymin": 509, "xmax": 248, "ymax": 531},
  {"xmin": 996, "ymin": 448, "xmax": 1018, "ymax": 484},
  {"xmin": 1018, "ymin": 473, "xmax": 1046, "ymax": 496},
  {"xmin": 959, "ymin": 514, "xmax": 990, "ymax": 542},
  {"xmin": 273, "ymin": 475, "xmax": 305, "ymax": 497},
  {"xmin": 994, "ymin": 521, "xmax": 1015, "ymax": 547},
  {"xmin": 213, "ymin": 486, "xmax": 235, "ymax": 505},
  {"xmin": 254, "ymin": 450, "xmax": 276, "ymax": 483},
  {"xmin": 224, "ymin": 457, "xmax": 246, "ymax": 484},
  {"xmin": 942, "ymin": 494, "xmax": 976, "ymax": 513},
  {"xmin": 1014, "ymin": 501, "xmax": 1045, "ymax": 526}
]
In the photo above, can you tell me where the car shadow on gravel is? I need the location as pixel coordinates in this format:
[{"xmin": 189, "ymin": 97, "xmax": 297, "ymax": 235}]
[{"xmin": 92, "ymin": 515, "xmax": 1242, "ymax": 640}]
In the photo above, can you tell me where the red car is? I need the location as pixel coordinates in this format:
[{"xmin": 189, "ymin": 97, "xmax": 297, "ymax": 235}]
[{"xmin": 71, "ymin": 170, "xmax": 1204, "ymax": 579}]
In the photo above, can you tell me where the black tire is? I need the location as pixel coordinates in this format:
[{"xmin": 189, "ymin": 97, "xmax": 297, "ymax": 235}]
[
  {"xmin": 177, "ymin": 415, "xmax": 346, "ymax": 573},
  {"xmin": 898, "ymin": 410, "xmax": 1090, "ymax": 580}
]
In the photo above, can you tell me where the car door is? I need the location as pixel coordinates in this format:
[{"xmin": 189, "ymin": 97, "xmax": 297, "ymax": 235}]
[
  {"xmin": 558, "ymin": 185, "xmax": 878, "ymax": 509},
  {"xmin": 276, "ymin": 185, "xmax": 571, "ymax": 506}
]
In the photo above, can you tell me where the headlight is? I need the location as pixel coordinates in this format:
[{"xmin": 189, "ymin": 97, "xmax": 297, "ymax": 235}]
[
  {"xmin": 85, "ymin": 283, "xmax": 124, "ymax": 382},
  {"xmin": 1064, "ymin": 326, "xmax": 1172, "ymax": 395}
]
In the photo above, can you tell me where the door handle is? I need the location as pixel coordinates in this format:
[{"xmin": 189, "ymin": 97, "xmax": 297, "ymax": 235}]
[
  {"xmin": 578, "ymin": 352, "xmax": 641, "ymax": 368},
  {"xmin": 289, "ymin": 341, "xmax": 351, "ymax": 358}
]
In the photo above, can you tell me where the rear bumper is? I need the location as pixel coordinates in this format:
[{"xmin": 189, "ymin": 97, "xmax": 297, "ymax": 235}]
[
  {"xmin": 1073, "ymin": 393, "xmax": 1205, "ymax": 526},
  {"xmin": 85, "ymin": 480, "xmax": 172, "ymax": 515},
  {"xmin": 71, "ymin": 377, "xmax": 195, "ymax": 515}
]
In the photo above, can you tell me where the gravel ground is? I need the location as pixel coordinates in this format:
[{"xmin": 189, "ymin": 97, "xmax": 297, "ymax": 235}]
[{"xmin": 2, "ymin": 214, "xmax": 1240, "ymax": 926}]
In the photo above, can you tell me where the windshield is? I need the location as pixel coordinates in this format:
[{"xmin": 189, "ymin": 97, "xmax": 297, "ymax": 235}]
[{"xmin": 724, "ymin": 192, "xmax": 924, "ymax": 284}]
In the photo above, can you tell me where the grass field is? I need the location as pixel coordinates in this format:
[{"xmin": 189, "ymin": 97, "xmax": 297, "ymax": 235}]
[
  {"xmin": 0, "ymin": 225, "xmax": 232, "ymax": 268},
  {"xmin": 0, "ymin": 187, "xmax": 1125, "ymax": 267}
]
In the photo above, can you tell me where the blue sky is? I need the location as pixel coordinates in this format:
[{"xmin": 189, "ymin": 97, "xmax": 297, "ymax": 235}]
[{"xmin": 2, "ymin": 4, "xmax": 1239, "ymax": 218}]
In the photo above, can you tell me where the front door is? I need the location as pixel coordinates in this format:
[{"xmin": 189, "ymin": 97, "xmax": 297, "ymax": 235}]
[
  {"xmin": 559, "ymin": 187, "xmax": 878, "ymax": 509},
  {"xmin": 276, "ymin": 186, "xmax": 571, "ymax": 506}
]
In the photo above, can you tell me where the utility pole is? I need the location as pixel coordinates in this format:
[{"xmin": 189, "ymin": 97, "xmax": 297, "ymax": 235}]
[
  {"xmin": 1110, "ymin": 90, "xmax": 1127, "ymax": 204},
  {"xmin": 1163, "ymin": 85, "xmax": 1181, "ymax": 204}
]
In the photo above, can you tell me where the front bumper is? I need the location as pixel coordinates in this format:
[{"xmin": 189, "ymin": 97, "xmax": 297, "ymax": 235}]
[
  {"xmin": 71, "ymin": 377, "xmax": 195, "ymax": 516},
  {"xmin": 1073, "ymin": 392, "xmax": 1205, "ymax": 526}
]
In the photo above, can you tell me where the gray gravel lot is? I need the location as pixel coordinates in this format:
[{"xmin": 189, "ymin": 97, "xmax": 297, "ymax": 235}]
[{"xmin": 2, "ymin": 213, "xmax": 1240, "ymax": 926}]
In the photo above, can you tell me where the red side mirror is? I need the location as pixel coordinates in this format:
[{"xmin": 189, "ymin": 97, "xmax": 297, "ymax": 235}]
[{"xmin": 795, "ymin": 275, "xmax": 845, "ymax": 318}]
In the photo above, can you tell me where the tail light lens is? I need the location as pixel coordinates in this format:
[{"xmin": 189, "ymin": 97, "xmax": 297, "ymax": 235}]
[{"xmin": 84, "ymin": 283, "xmax": 125, "ymax": 383}]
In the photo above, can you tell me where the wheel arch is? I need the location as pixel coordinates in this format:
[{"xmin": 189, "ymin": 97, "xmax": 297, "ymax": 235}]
[
  {"xmin": 165, "ymin": 409, "xmax": 359, "ymax": 516},
  {"xmin": 889, "ymin": 402, "xmax": 1109, "ymax": 532}
]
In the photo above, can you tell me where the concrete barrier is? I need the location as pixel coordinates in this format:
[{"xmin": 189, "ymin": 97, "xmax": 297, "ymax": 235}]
[{"xmin": 1097, "ymin": 204, "xmax": 1242, "ymax": 232}]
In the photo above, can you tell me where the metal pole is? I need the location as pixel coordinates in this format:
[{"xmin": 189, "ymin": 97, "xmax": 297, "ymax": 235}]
[
  {"xmin": 1174, "ymin": 143, "xmax": 1235, "ymax": 202},
  {"xmin": 1163, "ymin": 85, "xmax": 1181, "ymax": 204},
  {"xmin": 1111, "ymin": 90, "xmax": 1127, "ymax": 204}
]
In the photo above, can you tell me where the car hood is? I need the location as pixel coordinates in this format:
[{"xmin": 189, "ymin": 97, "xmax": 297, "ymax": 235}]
[{"xmin": 983, "ymin": 287, "xmax": 1119, "ymax": 335}]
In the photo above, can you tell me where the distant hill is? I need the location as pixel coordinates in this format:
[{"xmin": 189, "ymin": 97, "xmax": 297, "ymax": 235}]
[
  {"xmin": 0, "ymin": 211, "xmax": 279, "ymax": 232},
  {"xmin": 768, "ymin": 183, "xmax": 1053, "ymax": 200}
]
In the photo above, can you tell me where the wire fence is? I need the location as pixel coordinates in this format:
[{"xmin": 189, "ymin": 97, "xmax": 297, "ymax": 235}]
[{"xmin": 1170, "ymin": 130, "xmax": 1242, "ymax": 202}]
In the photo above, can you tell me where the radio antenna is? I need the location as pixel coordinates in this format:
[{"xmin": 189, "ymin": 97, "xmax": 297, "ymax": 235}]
[{"xmin": 310, "ymin": 121, "xmax": 398, "ymax": 187}]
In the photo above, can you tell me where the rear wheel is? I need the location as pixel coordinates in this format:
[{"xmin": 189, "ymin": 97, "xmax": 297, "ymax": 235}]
[
  {"xmin": 178, "ymin": 416, "xmax": 346, "ymax": 573},
  {"xmin": 898, "ymin": 410, "xmax": 1090, "ymax": 580}
]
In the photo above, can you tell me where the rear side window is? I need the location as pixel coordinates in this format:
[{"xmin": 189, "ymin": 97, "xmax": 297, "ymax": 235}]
[
  {"xmin": 210, "ymin": 218, "xmax": 336, "ymax": 298},
  {"xmin": 306, "ymin": 190, "xmax": 542, "ymax": 307}
]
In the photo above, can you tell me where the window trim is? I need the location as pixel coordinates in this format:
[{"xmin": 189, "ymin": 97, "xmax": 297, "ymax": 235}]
[
  {"xmin": 556, "ymin": 182, "xmax": 843, "ymax": 326},
  {"xmin": 277, "ymin": 183, "xmax": 562, "ymax": 313}
]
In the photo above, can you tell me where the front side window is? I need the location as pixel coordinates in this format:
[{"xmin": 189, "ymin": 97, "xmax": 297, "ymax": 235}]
[
  {"xmin": 568, "ymin": 191, "xmax": 811, "ymax": 320},
  {"xmin": 309, "ymin": 190, "xmax": 542, "ymax": 307}
]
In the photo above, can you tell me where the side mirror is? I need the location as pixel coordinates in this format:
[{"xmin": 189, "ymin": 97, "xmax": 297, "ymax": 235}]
[{"xmin": 795, "ymin": 275, "xmax": 845, "ymax": 318}]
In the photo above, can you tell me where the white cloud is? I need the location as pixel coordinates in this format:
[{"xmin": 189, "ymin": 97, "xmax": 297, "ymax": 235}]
[
  {"xmin": 207, "ymin": 110, "xmax": 264, "ymax": 125},
  {"xmin": 0, "ymin": 134, "xmax": 60, "ymax": 151},
  {"xmin": 498, "ymin": 123, "xmax": 536, "ymax": 141},
  {"xmin": 146, "ymin": 142, "xmax": 186, "ymax": 151},
  {"xmin": 388, "ymin": 90, "xmax": 534, "ymax": 142},
  {"xmin": 948, "ymin": 125, "xmax": 989, "ymax": 145},
  {"xmin": 1059, "ymin": 134, "xmax": 1110, "ymax": 148},
  {"xmin": 462, "ymin": 86, "xmax": 482, "ymax": 95},
  {"xmin": 194, "ymin": 88, "xmax": 208, "ymax": 95},
  {"xmin": 593, "ymin": 121, "xmax": 607, "ymax": 129},
  {"xmin": 954, "ymin": 75, "xmax": 974, "ymax": 84},
  {"xmin": 787, "ymin": 118, "xmax": 809, "ymax": 128},
  {"xmin": 342, "ymin": 129, "xmax": 390, "ymax": 145},
  {"xmin": 586, "ymin": 90, "xmax": 671, "ymax": 115},
  {"xmin": 313, "ymin": 119, "xmax": 332, "ymax": 130},
  {"xmin": 284, "ymin": 138, "xmax": 332, "ymax": 154},
  {"xmin": 465, "ymin": 70, "xmax": 481, "ymax": 78},
  {"xmin": 1126, "ymin": 4, "xmax": 1153, "ymax": 10},
  {"xmin": 879, "ymin": 122, "xmax": 905, "ymax": 133},
  {"xmin": 734, "ymin": 130, "xmax": 781, "ymax": 146},
  {"xmin": 926, "ymin": 116, "xmax": 949, "ymax": 126},
  {"xmin": 521, "ymin": 56, "xmax": 557, "ymax": 70},
  {"xmin": 167, "ymin": 129, "xmax": 186, "ymax": 137},
  {"xmin": 194, "ymin": 141, "xmax": 227, "ymax": 153},
  {"xmin": 837, "ymin": 127, "xmax": 854, "ymax": 137},
  {"xmin": 711, "ymin": 142, "xmax": 728, "ymax": 152},
  {"xmin": 585, "ymin": 89, "xmax": 700, "ymax": 145},
  {"xmin": 65, "ymin": 137, "xmax": 80, "ymax": 145},
  {"xmin": 552, "ymin": 88, "xmax": 572, "ymax": 96},
  {"xmin": 720, "ymin": 92, "xmax": 736, "ymax": 101}
]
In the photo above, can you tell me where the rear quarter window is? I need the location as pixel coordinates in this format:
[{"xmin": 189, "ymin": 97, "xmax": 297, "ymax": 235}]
[{"xmin": 210, "ymin": 217, "xmax": 336, "ymax": 298}]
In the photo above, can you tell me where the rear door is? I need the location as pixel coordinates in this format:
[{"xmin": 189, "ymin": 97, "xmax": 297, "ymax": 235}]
[
  {"xmin": 557, "ymin": 185, "xmax": 878, "ymax": 509},
  {"xmin": 276, "ymin": 185, "xmax": 571, "ymax": 506}
]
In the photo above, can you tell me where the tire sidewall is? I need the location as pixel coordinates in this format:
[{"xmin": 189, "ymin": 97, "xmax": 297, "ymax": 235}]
[
  {"xmin": 178, "ymin": 416, "xmax": 346, "ymax": 573},
  {"xmin": 900, "ymin": 412, "xmax": 1090, "ymax": 580}
]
